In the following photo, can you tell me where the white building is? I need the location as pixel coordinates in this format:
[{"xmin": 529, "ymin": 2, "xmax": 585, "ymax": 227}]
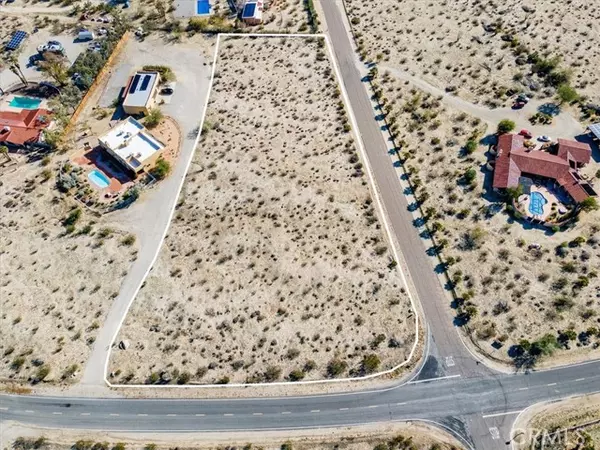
[
  {"xmin": 241, "ymin": 0, "xmax": 263, "ymax": 24},
  {"xmin": 98, "ymin": 117, "xmax": 165, "ymax": 176},
  {"xmin": 122, "ymin": 71, "xmax": 160, "ymax": 116}
]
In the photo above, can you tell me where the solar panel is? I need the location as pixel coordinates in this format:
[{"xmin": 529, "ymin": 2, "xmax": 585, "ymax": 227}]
[
  {"xmin": 129, "ymin": 74, "xmax": 141, "ymax": 94},
  {"xmin": 242, "ymin": 3, "xmax": 256, "ymax": 17},
  {"xmin": 5, "ymin": 30, "xmax": 28, "ymax": 51},
  {"xmin": 140, "ymin": 74, "xmax": 151, "ymax": 91},
  {"xmin": 589, "ymin": 123, "xmax": 600, "ymax": 140}
]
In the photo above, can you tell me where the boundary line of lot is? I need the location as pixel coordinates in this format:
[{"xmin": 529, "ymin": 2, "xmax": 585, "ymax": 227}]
[{"xmin": 104, "ymin": 32, "xmax": 421, "ymax": 389}]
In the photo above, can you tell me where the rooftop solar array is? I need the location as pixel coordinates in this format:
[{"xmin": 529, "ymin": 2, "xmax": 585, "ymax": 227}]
[
  {"xmin": 589, "ymin": 122, "xmax": 600, "ymax": 140},
  {"xmin": 5, "ymin": 30, "xmax": 28, "ymax": 51}
]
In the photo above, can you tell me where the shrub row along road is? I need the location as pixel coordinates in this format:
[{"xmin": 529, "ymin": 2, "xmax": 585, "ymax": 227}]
[{"xmin": 1, "ymin": 2, "xmax": 598, "ymax": 450}]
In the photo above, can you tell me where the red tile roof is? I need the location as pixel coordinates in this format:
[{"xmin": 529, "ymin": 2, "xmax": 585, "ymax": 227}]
[
  {"xmin": 556, "ymin": 138, "xmax": 592, "ymax": 165},
  {"xmin": 0, "ymin": 108, "xmax": 52, "ymax": 147},
  {"xmin": 492, "ymin": 134, "xmax": 594, "ymax": 203}
]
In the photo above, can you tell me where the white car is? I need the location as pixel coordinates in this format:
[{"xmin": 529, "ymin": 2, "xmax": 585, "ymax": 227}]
[
  {"xmin": 37, "ymin": 41, "xmax": 64, "ymax": 54},
  {"xmin": 538, "ymin": 135, "xmax": 551, "ymax": 142}
]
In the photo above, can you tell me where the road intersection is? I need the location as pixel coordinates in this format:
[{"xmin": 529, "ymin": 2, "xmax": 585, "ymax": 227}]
[{"xmin": 1, "ymin": 2, "xmax": 598, "ymax": 450}]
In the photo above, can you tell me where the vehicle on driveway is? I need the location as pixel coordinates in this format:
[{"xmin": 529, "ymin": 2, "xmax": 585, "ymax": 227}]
[
  {"xmin": 160, "ymin": 83, "xmax": 174, "ymax": 95},
  {"xmin": 37, "ymin": 40, "xmax": 64, "ymax": 55},
  {"xmin": 538, "ymin": 135, "xmax": 551, "ymax": 142},
  {"xmin": 517, "ymin": 94, "xmax": 530, "ymax": 103},
  {"xmin": 519, "ymin": 129, "xmax": 533, "ymax": 139}
]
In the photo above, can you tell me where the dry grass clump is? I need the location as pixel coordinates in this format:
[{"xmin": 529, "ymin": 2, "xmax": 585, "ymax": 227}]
[
  {"xmin": 377, "ymin": 73, "xmax": 600, "ymax": 363},
  {"xmin": 346, "ymin": 0, "xmax": 600, "ymax": 106},
  {"xmin": 0, "ymin": 162, "xmax": 137, "ymax": 383},
  {"xmin": 110, "ymin": 36, "xmax": 415, "ymax": 385}
]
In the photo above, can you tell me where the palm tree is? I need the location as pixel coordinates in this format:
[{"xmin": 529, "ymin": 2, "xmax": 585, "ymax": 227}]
[{"xmin": 6, "ymin": 54, "xmax": 27, "ymax": 85}]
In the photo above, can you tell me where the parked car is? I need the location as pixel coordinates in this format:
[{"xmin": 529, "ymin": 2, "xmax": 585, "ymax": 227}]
[
  {"xmin": 78, "ymin": 30, "xmax": 94, "ymax": 41},
  {"xmin": 37, "ymin": 40, "xmax": 64, "ymax": 54},
  {"xmin": 538, "ymin": 135, "xmax": 551, "ymax": 142},
  {"xmin": 512, "ymin": 101, "xmax": 526, "ymax": 110},
  {"xmin": 516, "ymin": 94, "xmax": 530, "ymax": 103},
  {"xmin": 518, "ymin": 129, "xmax": 533, "ymax": 139},
  {"xmin": 160, "ymin": 84, "xmax": 174, "ymax": 95}
]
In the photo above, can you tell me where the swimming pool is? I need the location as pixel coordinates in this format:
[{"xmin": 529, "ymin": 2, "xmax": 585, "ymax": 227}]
[
  {"xmin": 9, "ymin": 96, "xmax": 42, "ymax": 110},
  {"xmin": 529, "ymin": 191, "xmax": 548, "ymax": 216},
  {"xmin": 88, "ymin": 169, "xmax": 110, "ymax": 189}
]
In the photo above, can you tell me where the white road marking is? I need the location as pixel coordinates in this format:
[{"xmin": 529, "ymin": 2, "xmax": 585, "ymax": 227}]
[
  {"xmin": 367, "ymin": 405, "xmax": 378, "ymax": 409},
  {"xmin": 195, "ymin": 414, "xmax": 205, "ymax": 417},
  {"xmin": 167, "ymin": 414, "xmax": 177, "ymax": 417},
  {"xmin": 80, "ymin": 413, "xmax": 91, "ymax": 416},
  {"xmin": 52, "ymin": 412, "xmax": 62, "ymax": 415},
  {"xmin": 223, "ymin": 413, "xmax": 234, "ymax": 416},
  {"xmin": 0, "ymin": 407, "xmax": 8, "ymax": 411},
  {"xmin": 547, "ymin": 383, "xmax": 557, "ymax": 386},
  {"xmin": 519, "ymin": 387, "xmax": 528, "ymax": 391},
  {"xmin": 575, "ymin": 378, "xmax": 585, "ymax": 381},
  {"xmin": 445, "ymin": 356, "xmax": 455, "ymax": 367},
  {"xmin": 109, "ymin": 413, "xmax": 119, "ymax": 416},
  {"xmin": 252, "ymin": 413, "xmax": 263, "ymax": 416},
  {"xmin": 489, "ymin": 427, "xmax": 500, "ymax": 440},
  {"xmin": 339, "ymin": 408, "xmax": 349, "ymax": 411},
  {"xmin": 281, "ymin": 411, "xmax": 291, "ymax": 415},
  {"xmin": 396, "ymin": 402, "xmax": 407, "ymax": 406},
  {"xmin": 137, "ymin": 414, "xmax": 148, "ymax": 416},
  {"xmin": 483, "ymin": 410, "xmax": 523, "ymax": 419},
  {"xmin": 310, "ymin": 410, "xmax": 320, "ymax": 413},
  {"xmin": 25, "ymin": 410, "xmax": 35, "ymax": 413},
  {"xmin": 408, "ymin": 374, "xmax": 461, "ymax": 385}
]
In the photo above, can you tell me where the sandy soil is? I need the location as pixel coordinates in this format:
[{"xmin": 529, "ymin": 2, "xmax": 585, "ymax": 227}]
[
  {"xmin": 512, "ymin": 394, "xmax": 600, "ymax": 449},
  {"xmin": 109, "ymin": 36, "xmax": 415, "ymax": 385},
  {"xmin": 345, "ymin": 0, "xmax": 600, "ymax": 106},
  {"xmin": 369, "ymin": 71, "xmax": 600, "ymax": 365},
  {"xmin": 0, "ymin": 157, "xmax": 138, "ymax": 384},
  {"xmin": 1, "ymin": 421, "xmax": 463, "ymax": 450}
]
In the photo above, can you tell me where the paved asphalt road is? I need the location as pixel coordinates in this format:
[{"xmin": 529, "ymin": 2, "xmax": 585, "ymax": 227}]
[
  {"xmin": 1, "ymin": 2, "xmax": 599, "ymax": 450},
  {"xmin": 1, "ymin": 362, "xmax": 599, "ymax": 448}
]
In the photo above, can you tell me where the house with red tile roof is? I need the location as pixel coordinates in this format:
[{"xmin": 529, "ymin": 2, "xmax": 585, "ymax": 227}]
[
  {"xmin": 492, "ymin": 134, "xmax": 596, "ymax": 204},
  {"xmin": 0, "ymin": 108, "xmax": 52, "ymax": 149}
]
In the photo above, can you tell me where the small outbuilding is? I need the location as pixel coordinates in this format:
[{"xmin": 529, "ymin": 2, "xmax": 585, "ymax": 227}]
[
  {"xmin": 122, "ymin": 71, "xmax": 161, "ymax": 116},
  {"xmin": 241, "ymin": 0, "xmax": 263, "ymax": 25},
  {"xmin": 588, "ymin": 122, "xmax": 600, "ymax": 142}
]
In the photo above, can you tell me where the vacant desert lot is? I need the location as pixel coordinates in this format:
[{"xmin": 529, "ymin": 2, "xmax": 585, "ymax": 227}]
[
  {"xmin": 0, "ymin": 160, "xmax": 137, "ymax": 383},
  {"xmin": 110, "ymin": 36, "xmax": 415, "ymax": 385},
  {"xmin": 515, "ymin": 394, "xmax": 600, "ymax": 449},
  {"xmin": 376, "ymin": 71, "xmax": 600, "ymax": 365},
  {"xmin": 346, "ymin": 0, "xmax": 600, "ymax": 106}
]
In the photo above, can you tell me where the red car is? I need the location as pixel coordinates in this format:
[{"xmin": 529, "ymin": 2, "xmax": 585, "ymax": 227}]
[{"xmin": 519, "ymin": 129, "xmax": 533, "ymax": 139}]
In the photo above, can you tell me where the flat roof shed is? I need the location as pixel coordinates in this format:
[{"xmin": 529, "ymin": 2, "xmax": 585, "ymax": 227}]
[
  {"xmin": 589, "ymin": 123, "xmax": 600, "ymax": 141},
  {"xmin": 123, "ymin": 71, "xmax": 160, "ymax": 114}
]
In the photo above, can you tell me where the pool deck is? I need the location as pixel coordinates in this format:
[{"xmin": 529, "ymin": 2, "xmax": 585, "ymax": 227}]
[
  {"xmin": 0, "ymin": 94, "xmax": 49, "ymax": 113},
  {"xmin": 73, "ymin": 147, "xmax": 132, "ymax": 199},
  {"xmin": 517, "ymin": 184, "xmax": 565, "ymax": 221}
]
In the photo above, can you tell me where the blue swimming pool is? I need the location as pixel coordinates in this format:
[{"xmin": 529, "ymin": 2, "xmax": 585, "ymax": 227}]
[
  {"xmin": 9, "ymin": 96, "xmax": 42, "ymax": 110},
  {"xmin": 88, "ymin": 169, "xmax": 110, "ymax": 189},
  {"xmin": 529, "ymin": 191, "xmax": 548, "ymax": 216},
  {"xmin": 196, "ymin": 0, "xmax": 210, "ymax": 14}
]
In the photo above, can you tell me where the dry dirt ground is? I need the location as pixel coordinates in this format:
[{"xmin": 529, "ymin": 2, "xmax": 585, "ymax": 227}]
[
  {"xmin": 0, "ymin": 157, "xmax": 138, "ymax": 384},
  {"xmin": 1, "ymin": 422, "xmax": 463, "ymax": 450},
  {"xmin": 345, "ymin": 0, "xmax": 600, "ymax": 106},
  {"xmin": 513, "ymin": 394, "xmax": 600, "ymax": 449},
  {"xmin": 371, "ymin": 72, "xmax": 600, "ymax": 365},
  {"xmin": 109, "ymin": 36, "xmax": 415, "ymax": 385}
]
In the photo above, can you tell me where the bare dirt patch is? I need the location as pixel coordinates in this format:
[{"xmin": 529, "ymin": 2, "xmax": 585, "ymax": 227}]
[
  {"xmin": 1, "ymin": 421, "xmax": 463, "ymax": 450},
  {"xmin": 109, "ymin": 35, "xmax": 415, "ymax": 385},
  {"xmin": 345, "ymin": 0, "xmax": 600, "ymax": 106},
  {"xmin": 513, "ymin": 394, "xmax": 600, "ymax": 449},
  {"xmin": 0, "ymin": 159, "xmax": 138, "ymax": 384}
]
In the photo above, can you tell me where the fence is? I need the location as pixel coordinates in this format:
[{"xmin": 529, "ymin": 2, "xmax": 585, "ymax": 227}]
[{"xmin": 62, "ymin": 31, "xmax": 132, "ymax": 139}]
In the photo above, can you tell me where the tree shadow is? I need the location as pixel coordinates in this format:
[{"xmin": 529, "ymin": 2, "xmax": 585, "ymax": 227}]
[
  {"xmin": 538, "ymin": 102, "xmax": 561, "ymax": 116},
  {"xmin": 574, "ymin": 132, "xmax": 600, "ymax": 163}
]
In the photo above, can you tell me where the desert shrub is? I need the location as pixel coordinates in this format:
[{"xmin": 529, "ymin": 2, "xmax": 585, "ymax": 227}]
[
  {"xmin": 326, "ymin": 358, "xmax": 348, "ymax": 377},
  {"xmin": 73, "ymin": 441, "xmax": 94, "ymax": 450},
  {"xmin": 150, "ymin": 158, "xmax": 171, "ymax": 180},
  {"xmin": 142, "ymin": 65, "xmax": 176, "ymax": 83},
  {"xmin": 361, "ymin": 354, "xmax": 381, "ymax": 374},
  {"xmin": 288, "ymin": 369, "xmax": 306, "ymax": 381},
  {"xmin": 121, "ymin": 234, "xmax": 136, "ymax": 246},
  {"xmin": 63, "ymin": 208, "xmax": 82, "ymax": 227},
  {"xmin": 497, "ymin": 119, "xmax": 515, "ymax": 134},
  {"xmin": 144, "ymin": 108, "xmax": 163, "ymax": 129},
  {"xmin": 263, "ymin": 365, "xmax": 282, "ymax": 382},
  {"xmin": 14, "ymin": 438, "xmax": 47, "ymax": 450},
  {"xmin": 464, "ymin": 139, "xmax": 477, "ymax": 154}
]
